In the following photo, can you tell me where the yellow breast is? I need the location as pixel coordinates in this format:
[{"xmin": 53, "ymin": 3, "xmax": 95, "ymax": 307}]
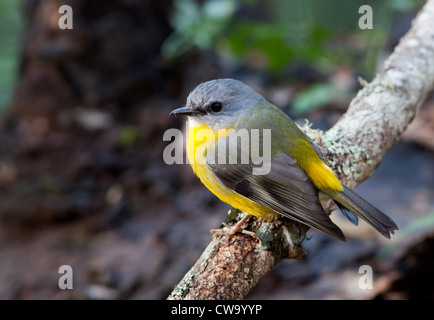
[{"xmin": 186, "ymin": 120, "xmax": 276, "ymax": 219}]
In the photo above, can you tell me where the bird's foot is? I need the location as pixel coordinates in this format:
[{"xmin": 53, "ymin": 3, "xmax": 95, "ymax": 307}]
[{"xmin": 210, "ymin": 212, "xmax": 259, "ymax": 241}]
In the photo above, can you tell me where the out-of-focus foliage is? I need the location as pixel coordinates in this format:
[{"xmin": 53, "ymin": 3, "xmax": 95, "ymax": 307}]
[
  {"xmin": 291, "ymin": 82, "xmax": 336, "ymax": 115},
  {"xmin": 165, "ymin": 0, "xmax": 425, "ymax": 75},
  {"xmin": 389, "ymin": 0, "xmax": 425, "ymax": 11},
  {"xmin": 162, "ymin": 0, "xmax": 238, "ymax": 58},
  {"xmin": 163, "ymin": 0, "xmax": 425, "ymax": 114},
  {"xmin": 0, "ymin": 0, "xmax": 22, "ymax": 112}
]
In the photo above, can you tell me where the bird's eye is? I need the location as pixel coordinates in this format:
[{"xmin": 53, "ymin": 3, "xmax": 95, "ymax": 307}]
[{"xmin": 210, "ymin": 102, "xmax": 222, "ymax": 113}]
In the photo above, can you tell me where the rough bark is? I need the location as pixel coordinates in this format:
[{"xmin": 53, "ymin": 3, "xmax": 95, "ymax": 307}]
[
  {"xmin": 168, "ymin": 0, "xmax": 434, "ymax": 300},
  {"xmin": 169, "ymin": 216, "xmax": 307, "ymax": 300}
]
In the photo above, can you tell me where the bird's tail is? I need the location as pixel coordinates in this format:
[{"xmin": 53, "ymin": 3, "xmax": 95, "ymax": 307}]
[{"xmin": 328, "ymin": 186, "xmax": 398, "ymax": 239}]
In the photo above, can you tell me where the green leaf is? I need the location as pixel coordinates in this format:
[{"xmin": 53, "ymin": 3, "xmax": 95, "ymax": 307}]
[
  {"xmin": 0, "ymin": 0, "xmax": 22, "ymax": 112},
  {"xmin": 162, "ymin": 0, "xmax": 237, "ymax": 59},
  {"xmin": 291, "ymin": 82, "xmax": 336, "ymax": 115}
]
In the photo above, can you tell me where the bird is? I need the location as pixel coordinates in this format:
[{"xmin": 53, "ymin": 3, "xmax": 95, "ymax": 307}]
[{"xmin": 170, "ymin": 78, "xmax": 398, "ymax": 241}]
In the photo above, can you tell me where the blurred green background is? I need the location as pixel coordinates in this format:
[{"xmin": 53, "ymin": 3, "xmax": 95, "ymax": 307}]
[
  {"xmin": 162, "ymin": 0, "xmax": 425, "ymax": 115},
  {"xmin": 163, "ymin": 0, "xmax": 422, "ymax": 71},
  {"xmin": 0, "ymin": 0, "xmax": 22, "ymax": 112}
]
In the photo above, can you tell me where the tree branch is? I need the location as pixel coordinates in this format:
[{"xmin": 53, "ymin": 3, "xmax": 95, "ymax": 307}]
[{"xmin": 168, "ymin": 0, "xmax": 434, "ymax": 300}]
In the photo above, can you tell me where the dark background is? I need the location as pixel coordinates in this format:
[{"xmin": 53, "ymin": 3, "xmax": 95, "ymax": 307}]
[{"xmin": 0, "ymin": 0, "xmax": 433, "ymax": 299}]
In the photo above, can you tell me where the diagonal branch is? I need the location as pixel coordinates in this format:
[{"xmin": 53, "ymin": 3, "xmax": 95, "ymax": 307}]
[{"xmin": 168, "ymin": 0, "xmax": 434, "ymax": 300}]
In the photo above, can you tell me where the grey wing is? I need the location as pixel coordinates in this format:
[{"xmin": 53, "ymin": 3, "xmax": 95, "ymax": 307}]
[{"xmin": 208, "ymin": 152, "xmax": 346, "ymax": 241}]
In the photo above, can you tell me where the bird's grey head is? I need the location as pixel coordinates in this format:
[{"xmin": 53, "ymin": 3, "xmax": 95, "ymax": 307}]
[{"xmin": 170, "ymin": 79, "xmax": 265, "ymax": 130}]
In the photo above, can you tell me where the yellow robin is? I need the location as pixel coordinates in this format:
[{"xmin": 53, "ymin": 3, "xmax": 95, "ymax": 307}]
[{"xmin": 170, "ymin": 79, "xmax": 398, "ymax": 240}]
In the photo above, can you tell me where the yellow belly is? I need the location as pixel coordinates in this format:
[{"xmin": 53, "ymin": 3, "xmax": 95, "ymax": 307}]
[{"xmin": 186, "ymin": 122, "xmax": 277, "ymax": 219}]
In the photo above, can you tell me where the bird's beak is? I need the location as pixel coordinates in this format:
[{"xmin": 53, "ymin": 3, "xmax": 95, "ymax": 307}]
[{"xmin": 170, "ymin": 106, "xmax": 200, "ymax": 117}]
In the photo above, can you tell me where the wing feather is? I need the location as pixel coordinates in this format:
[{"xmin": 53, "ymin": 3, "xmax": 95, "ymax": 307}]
[{"xmin": 208, "ymin": 151, "xmax": 345, "ymax": 240}]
